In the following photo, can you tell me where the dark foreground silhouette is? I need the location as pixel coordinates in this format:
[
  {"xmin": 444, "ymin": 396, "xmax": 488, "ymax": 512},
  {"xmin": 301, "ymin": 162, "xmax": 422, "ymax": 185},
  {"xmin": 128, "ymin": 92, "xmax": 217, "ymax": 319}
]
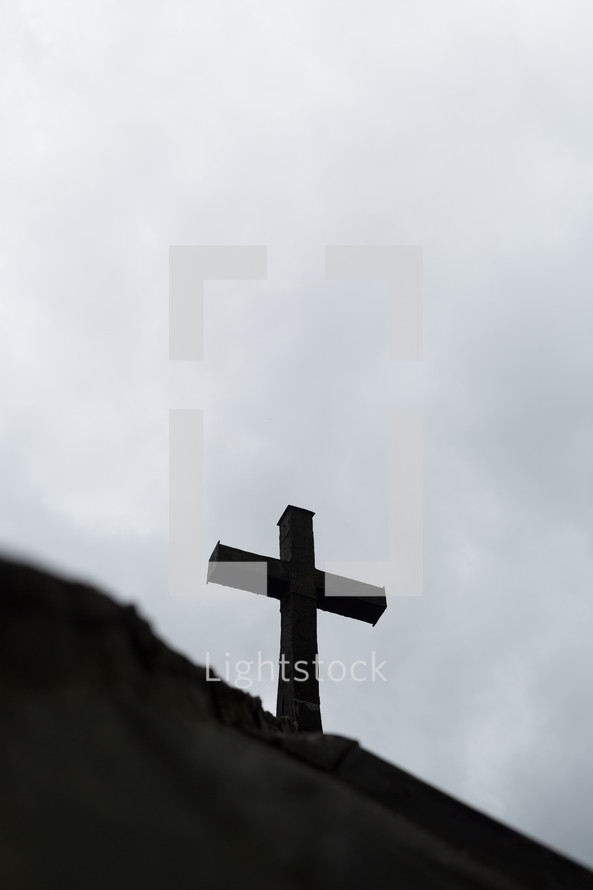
[{"xmin": 1, "ymin": 554, "xmax": 592, "ymax": 890}]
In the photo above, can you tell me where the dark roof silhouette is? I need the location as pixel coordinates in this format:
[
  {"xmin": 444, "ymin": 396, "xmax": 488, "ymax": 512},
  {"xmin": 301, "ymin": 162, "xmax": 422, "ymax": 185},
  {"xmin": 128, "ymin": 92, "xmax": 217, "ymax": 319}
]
[{"xmin": 1, "ymin": 554, "xmax": 592, "ymax": 890}]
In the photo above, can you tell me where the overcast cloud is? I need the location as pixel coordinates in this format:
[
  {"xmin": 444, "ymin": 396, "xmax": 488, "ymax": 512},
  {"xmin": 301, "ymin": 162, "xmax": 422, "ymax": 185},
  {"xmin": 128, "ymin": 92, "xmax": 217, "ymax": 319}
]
[{"xmin": 1, "ymin": 0, "xmax": 593, "ymax": 869}]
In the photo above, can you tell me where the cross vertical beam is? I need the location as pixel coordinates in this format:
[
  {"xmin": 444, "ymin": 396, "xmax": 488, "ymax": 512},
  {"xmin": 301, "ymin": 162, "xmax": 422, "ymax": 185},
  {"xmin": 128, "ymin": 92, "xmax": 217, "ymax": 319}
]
[{"xmin": 276, "ymin": 506, "xmax": 321, "ymax": 732}]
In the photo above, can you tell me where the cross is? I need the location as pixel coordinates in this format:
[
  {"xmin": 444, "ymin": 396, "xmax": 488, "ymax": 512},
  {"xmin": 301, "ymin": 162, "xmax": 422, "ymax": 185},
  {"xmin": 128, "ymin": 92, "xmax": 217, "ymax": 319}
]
[{"xmin": 207, "ymin": 505, "xmax": 387, "ymax": 732}]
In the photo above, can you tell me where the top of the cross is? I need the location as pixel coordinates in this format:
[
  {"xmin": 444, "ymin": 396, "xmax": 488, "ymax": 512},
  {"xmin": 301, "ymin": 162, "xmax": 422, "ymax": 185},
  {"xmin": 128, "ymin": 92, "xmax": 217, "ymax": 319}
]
[{"xmin": 277, "ymin": 505, "xmax": 315, "ymax": 526}]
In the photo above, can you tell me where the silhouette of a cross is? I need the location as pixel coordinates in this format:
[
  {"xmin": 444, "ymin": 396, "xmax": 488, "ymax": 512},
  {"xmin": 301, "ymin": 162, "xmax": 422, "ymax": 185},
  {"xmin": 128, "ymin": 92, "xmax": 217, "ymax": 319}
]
[{"xmin": 207, "ymin": 505, "xmax": 386, "ymax": 732}]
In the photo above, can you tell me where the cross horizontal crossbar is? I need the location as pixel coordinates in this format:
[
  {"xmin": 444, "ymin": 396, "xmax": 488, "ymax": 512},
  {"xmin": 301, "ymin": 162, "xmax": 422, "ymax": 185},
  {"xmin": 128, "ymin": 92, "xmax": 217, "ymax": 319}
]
[{"xmin": 208, "ymin": 542, "xmax": 386, "ymax": 626}]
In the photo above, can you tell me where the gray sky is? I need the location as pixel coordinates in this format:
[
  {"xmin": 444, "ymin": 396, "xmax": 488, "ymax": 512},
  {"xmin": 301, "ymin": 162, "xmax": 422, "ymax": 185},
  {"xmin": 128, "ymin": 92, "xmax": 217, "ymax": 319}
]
[{"xmin": 2, "ymin": 0, "xmax": 593, "ymax": 869}]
